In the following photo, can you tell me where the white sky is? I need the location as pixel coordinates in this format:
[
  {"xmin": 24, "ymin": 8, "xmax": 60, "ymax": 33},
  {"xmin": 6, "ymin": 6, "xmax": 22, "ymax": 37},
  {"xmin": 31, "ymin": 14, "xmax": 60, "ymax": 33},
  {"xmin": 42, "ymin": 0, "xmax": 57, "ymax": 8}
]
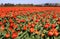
[{"xmin": 0, "ymin": 0, "xmax": 60, "ymax": 4}]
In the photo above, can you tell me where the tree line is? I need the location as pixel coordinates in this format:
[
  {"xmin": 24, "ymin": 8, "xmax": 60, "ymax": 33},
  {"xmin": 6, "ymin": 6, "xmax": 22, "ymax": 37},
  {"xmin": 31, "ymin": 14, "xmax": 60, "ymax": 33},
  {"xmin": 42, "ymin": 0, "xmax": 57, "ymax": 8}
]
[{"xmin": 0, "ymin": 3, "xmax": 60, "ymax": 7}]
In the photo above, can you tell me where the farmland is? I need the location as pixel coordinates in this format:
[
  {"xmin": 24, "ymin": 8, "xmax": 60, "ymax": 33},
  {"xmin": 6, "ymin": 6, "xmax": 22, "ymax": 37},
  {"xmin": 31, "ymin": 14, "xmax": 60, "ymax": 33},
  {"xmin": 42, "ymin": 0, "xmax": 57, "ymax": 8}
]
[
  {"xmin": 0, "ymin": 7, "xmax": 60, "ymax": 39},
  {"xmin": 0, "ymin": 7, "xmax": 60, "ymax": 12}
]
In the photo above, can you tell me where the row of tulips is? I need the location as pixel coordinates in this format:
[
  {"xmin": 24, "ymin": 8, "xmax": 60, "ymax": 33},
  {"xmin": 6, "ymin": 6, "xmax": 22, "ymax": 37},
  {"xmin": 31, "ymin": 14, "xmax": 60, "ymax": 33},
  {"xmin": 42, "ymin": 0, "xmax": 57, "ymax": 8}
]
[{"xmin": 0, "ymin": 11, "xmax": 60, "ymax": 39}]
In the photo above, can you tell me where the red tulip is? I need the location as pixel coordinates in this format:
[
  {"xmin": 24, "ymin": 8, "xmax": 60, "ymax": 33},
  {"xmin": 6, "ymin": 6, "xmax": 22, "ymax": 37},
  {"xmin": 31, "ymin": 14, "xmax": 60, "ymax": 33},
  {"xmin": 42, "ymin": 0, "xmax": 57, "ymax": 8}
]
[
  {"xmin": 48, "ymin": 31, "xmax": 53, "ymax": 36},
  {"xmin": 23, "ymin": 26, "xmax": 27, "ymax": 30},
  {"xmin": 31, "ymin": 23, "xmax": 35, "ymax": 27},
  {"xmin": 35, "ymin": 19, "xmax": 39, "ymax": 22},
  {"xmin": 54, "ymin": 31, "xmax": 59, "ymax": 36},
  {"xmin": 5, "ymin": 33, "xmax": 10, "ymax": 38},
  {"xmin": 51, "ymin": 24, "xmax": 56, "ymax": 28},
  {"xmin": 52, "ymin": 14, "xmax": 57, "ymax": 19},
  {"xmin": 0, "ymin": 22, "xmax": 3, "ymax": 25},
  {"xmin": 12, "ymin": 32, "xmax": 18, "ymax": 38},
  {"xmin": 44, "ymin": 24, "xmax": 49, "ymax": 28},
  {"xmin": 1, "ymin": 25, "xmax": 5, "ymax": 30},
  {"xmin": 30, "ymin": 28, "xmax": 34, "ymax": 33},
  {"xmin": 9, "ymin": 18, "xmax": 13, "ymax": 23}
]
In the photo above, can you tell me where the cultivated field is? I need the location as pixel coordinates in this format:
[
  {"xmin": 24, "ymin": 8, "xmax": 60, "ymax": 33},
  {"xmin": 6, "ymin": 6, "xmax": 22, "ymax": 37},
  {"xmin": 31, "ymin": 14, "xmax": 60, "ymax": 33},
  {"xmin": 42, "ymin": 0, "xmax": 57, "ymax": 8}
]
[{"xmin": 0, "ymin": 7, "xmax": 60, "ymax": 39}]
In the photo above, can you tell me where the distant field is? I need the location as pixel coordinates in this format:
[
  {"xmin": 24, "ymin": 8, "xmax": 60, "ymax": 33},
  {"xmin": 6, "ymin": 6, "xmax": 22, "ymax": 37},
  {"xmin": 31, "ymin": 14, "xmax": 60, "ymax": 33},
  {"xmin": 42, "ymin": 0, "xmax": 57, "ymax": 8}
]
[
  {"xmin": 0, "ymin": 7, "xmax": 60, "ymax": 13},
  {"xmin": 0, "ymin": 7, "xmax": 60, "ymax": 17}
]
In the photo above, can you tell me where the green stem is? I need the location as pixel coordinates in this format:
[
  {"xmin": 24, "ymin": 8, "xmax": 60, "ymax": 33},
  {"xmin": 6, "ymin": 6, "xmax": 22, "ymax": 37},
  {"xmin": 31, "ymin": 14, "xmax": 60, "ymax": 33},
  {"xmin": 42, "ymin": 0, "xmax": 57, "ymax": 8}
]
[{"xmin": 19, "ymin": 31, "xmax": 27, "ymax": 39}]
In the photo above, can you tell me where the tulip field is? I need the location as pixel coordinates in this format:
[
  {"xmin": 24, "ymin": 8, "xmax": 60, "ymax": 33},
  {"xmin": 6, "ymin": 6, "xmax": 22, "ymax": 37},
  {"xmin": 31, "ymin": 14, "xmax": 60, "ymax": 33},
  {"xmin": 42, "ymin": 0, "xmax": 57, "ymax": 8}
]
[{"xmin": 0, "ymin": 7, "xmax": 60, "ymax": 39}]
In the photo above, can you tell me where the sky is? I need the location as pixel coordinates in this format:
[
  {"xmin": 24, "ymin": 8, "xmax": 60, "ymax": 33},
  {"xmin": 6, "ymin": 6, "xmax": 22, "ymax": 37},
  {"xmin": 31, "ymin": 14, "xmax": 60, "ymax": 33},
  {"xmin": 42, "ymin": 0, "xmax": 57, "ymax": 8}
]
[{"xmin": 0, "ymin": 0, "xmax": 60, "ymax": 4}]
